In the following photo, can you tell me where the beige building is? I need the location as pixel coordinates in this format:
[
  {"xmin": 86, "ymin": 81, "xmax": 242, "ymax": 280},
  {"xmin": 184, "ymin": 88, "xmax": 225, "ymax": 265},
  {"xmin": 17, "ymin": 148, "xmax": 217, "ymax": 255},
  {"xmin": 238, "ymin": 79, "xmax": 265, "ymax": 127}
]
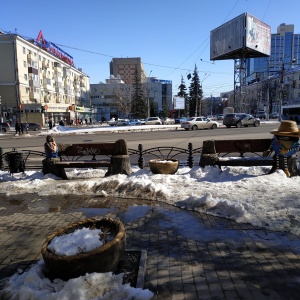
[
  {"xmin": 0, "ymin": 32, "xmax": 90, "ymax": 126},
  {"xmin": 110, "ymin": 57, "xmax": 146, "ymax": 84}
]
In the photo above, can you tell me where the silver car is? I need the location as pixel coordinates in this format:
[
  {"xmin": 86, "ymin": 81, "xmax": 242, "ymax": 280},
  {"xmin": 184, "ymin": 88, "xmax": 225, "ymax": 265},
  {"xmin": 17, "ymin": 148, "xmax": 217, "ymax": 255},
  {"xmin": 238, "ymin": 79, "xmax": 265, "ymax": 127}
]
[
  {"xmin": 163, "ymin": 118, "xmax": 175, "ymax": 125},
  {"xmin": 181, "ymin": 117, "xmax": 219, "ymax": 130},
  {"xmin": 144, "ymin": 117, "xmax": 162, "ymax": 125},
  {"xmin": 223, "ymin": 113, "xmax": 260, "ymax": 128}
]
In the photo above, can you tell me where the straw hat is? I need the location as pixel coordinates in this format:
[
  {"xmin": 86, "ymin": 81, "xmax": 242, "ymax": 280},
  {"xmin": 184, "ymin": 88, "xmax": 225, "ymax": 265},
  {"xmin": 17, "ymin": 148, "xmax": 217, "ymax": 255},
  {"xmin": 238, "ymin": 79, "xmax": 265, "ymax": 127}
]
[{"xmin": 270, "ymin": 120, "xmax": 300, "ymax": 137}]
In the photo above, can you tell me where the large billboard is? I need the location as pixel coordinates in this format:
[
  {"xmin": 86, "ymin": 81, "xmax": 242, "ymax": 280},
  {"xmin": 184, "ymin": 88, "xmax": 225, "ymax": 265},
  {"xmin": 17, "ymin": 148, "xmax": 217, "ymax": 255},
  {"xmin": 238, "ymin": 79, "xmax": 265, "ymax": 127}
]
[
  {"xmin": 173, "ymin": 97, "xmax": 185, "ymax": 110},
  {"xmin": 246, "ymin": 13, "xmax": 271, "ymax": 56},
  {"xmin": 210, "ymin": 13, "xmax": 271, "ymax": 60}
]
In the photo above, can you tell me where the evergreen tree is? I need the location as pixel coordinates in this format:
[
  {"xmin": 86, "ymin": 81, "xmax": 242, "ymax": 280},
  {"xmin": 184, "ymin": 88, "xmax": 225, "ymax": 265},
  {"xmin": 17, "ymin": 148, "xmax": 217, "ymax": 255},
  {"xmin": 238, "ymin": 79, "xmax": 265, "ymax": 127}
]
[
  {"xmin": 188, "ymin": 65, "xmax": 203, "ymax": 116},
  {"xmin": 177, "ymin": 75, "xmax": 189, "ymax": 117},
  {"xmin": 131, "ymin": 69, "xmax": 148, "ymax": 119},
  {"xmin": 161, "ymin": 99, "xmax": 169, "ymax": 118}
]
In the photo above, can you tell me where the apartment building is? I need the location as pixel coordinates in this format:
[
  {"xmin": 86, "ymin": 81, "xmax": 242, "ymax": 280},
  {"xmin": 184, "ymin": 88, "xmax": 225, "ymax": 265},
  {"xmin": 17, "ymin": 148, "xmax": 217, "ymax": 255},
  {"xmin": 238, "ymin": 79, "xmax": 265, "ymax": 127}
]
[{"xmin": 0, "ymin": 31, "xmax": 90, "ymax": 126}]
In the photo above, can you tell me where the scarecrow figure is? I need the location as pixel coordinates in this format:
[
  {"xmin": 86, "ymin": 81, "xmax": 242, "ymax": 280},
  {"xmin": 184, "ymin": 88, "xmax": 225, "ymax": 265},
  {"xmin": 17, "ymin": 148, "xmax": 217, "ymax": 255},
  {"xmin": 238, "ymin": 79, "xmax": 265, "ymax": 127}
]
[{"xmin": 270, "ymin": 120, "xmax": 300, "ymax": 177}]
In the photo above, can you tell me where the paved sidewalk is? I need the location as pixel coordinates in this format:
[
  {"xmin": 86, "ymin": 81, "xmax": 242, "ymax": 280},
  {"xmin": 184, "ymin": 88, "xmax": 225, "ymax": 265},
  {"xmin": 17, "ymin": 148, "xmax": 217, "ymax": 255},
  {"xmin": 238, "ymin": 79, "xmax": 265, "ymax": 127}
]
[{"xmin": 0, "ymin": 193, "xmax": 299, "ymax": 299}]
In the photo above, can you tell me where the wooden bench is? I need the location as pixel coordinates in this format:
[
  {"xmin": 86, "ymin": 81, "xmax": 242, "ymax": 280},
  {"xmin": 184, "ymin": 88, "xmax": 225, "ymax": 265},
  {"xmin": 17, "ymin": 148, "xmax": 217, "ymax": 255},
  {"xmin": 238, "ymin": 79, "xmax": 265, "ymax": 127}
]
[
  {"xmin": 199, "ymin": 139, "xmax": 276, "ymax": 172},
  {"xmin": 42, "ymin": 139, "xmax": 132, "ymax": 179}
]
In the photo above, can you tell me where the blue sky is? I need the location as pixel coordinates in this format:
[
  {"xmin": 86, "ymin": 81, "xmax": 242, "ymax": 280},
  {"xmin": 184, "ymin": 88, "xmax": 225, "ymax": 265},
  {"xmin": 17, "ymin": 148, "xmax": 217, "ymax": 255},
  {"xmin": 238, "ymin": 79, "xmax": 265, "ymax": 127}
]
[{"xmin": 1, "ymin": 0, "xmax": 300, "ymax": 97}]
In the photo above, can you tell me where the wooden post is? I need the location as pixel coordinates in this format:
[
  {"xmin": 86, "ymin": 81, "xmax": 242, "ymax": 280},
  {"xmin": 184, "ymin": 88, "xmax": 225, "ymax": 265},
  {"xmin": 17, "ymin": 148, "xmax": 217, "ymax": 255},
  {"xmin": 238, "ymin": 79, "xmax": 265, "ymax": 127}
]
[
  {"xmin": 106, "ymin": 155, "xmax": 132, "ymax": 176},
  {"xmin": 199, "ymin": 140, "xmax": 219, "ymax": 167}
]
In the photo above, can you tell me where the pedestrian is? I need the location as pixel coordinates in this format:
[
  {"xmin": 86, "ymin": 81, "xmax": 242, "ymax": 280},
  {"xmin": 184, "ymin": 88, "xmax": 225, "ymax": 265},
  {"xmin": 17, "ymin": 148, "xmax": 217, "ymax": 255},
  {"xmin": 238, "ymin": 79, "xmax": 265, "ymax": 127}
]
[
  {"xmin": 15, "ymin": 121, "xmax": 21, "ymax": 135},
  {"xmin": 85, "ymin": 118, "xmax": 88, "ymax": 125},
  {"xmin": 44, "ymin": 135, "xmax": 58, "ymax": 159},
  {"xmin": 25, "ymin": 122, "xmax": 29, "ymax": 134},
  {"xmin": 20, "ymin": 122, "xmax": 24, "ymax": 134},
  {"xmin": 48, "ymin": 119, "xmax": 53, "ymax": 130}
]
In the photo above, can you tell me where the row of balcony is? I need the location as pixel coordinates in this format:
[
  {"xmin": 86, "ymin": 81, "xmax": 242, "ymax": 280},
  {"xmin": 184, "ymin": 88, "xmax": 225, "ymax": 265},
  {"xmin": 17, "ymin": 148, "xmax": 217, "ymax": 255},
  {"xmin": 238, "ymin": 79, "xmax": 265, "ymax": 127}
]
[{"xmin": 27, "ymin": 56, "xmax": 85, "ymax": 86}]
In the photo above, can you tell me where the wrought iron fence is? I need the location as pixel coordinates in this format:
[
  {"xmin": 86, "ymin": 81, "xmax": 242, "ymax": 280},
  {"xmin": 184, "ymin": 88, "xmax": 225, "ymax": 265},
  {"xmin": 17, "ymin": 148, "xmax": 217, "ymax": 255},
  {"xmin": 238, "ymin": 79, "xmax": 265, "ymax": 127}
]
[{"xmin": 0, "ymin": 143, "xmax": 203, "ymax": 173}]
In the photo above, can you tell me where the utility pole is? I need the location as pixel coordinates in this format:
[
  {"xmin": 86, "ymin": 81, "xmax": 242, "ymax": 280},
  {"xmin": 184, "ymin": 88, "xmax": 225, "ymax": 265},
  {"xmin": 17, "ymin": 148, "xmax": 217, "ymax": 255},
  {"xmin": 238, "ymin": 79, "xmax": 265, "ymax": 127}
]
[{"xmin": 266, "ymin": 58, "xmax": 270, "ymax": 121}]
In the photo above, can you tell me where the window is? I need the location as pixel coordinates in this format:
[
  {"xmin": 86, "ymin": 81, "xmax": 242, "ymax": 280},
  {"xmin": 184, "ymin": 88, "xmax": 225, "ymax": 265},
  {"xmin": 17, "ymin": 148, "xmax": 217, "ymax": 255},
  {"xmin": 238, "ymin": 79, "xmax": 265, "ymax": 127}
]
[
  {"xmin": 23, "ymin": 61, "xmax": 26, "ymax": 68},
  {"xmin": 23, "ymin": 47, "xmax": 26, "ymax": 54},
  {"xmin": 24, "ymin": 74, "xmax": 28, "ymax": 80}
]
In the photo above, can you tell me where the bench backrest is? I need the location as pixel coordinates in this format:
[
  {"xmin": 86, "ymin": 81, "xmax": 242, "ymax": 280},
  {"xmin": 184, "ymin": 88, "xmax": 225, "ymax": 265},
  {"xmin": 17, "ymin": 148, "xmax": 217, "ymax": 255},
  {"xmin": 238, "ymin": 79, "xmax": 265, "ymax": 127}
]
[
  {"xmin": 213, "ymin": 139, "xmax": 272, "ymax": 154},
  {"xmin": 58, "ymin": 139, "xmax": 128, "ymax": 157}
]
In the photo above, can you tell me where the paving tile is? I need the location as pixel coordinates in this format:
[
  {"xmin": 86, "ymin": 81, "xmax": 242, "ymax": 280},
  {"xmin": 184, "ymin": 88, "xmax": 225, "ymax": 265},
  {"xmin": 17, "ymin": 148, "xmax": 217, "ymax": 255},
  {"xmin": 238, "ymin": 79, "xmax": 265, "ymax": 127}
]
[{"xmin": 0, "ymin": 194, "xmax": 299, "ymax": 299}]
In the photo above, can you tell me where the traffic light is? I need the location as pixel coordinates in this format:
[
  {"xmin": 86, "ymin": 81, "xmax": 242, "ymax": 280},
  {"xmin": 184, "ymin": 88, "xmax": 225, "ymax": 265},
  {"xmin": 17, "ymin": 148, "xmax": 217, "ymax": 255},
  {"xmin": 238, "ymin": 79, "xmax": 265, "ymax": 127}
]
[
  {"xmin": 292, "ymin": 80, "xmax": 296, "ymax": 88},
  {"xmin": 41, "ymin": 105, "xmax": 45, "ymax": 113}
]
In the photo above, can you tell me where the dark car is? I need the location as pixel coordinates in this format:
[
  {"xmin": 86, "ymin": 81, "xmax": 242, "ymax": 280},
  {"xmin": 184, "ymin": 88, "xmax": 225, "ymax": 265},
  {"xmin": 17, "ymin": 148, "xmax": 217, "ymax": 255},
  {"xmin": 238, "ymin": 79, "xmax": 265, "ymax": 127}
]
[
  {"xmin": 223, "ymin": 113, "xmax": 260, "ymax": 128},
  {"xmin": 27, "ymin": 123, "xmax": 42, "ymax": 131},
  {"xmin": 0, "ymin": 122, "xmax": 11, "ymax": 132}
]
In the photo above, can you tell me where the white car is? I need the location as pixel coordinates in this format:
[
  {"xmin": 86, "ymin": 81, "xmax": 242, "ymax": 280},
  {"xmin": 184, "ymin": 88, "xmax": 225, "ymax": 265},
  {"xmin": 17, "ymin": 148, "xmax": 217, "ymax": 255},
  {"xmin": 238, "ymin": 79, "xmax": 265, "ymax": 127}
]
[
  {"xmin": 108, "ymin": 118, "xmax": 129, "ymax": 126},
  {"xmin": 163, "ymin": 118, "xmax": 175, "ymax": 125},
  {"xmin": 144, "ymin": 117, "xmax": 162, "ymax": 125},
  {"xmin": 181, "ymin": 117, "xmax": 219, "ymax": 130}
]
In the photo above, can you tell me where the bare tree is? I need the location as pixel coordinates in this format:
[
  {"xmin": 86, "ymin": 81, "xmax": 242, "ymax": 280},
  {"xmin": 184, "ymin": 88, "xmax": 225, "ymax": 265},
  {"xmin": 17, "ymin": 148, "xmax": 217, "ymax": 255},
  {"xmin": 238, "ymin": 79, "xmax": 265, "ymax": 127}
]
[{"xmin": 111, "ymin": 84, "xmax": 133, "ymax": 118}]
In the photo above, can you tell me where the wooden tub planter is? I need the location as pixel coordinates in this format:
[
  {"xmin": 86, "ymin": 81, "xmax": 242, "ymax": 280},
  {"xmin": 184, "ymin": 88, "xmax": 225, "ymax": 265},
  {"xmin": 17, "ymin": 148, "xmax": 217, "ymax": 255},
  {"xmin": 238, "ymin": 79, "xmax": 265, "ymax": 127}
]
[
  {"xmin": 41, "ymin": 217, "xmax": 126, "ymax": 280},
  {"xmin": 149, "ymin": 159, "xmax": 179, "ymax": 174}
]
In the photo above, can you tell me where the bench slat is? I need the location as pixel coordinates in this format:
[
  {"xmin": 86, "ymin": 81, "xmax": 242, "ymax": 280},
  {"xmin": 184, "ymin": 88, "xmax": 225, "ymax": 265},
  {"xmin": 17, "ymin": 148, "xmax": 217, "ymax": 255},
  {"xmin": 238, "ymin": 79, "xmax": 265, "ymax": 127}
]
[
  {"xmin": 60, "ymin": 143, "xmax": 117, "ymax": 156},
  {"xmin": 217, "ymin": 157, "xmax": 274, "ymax": 167},
  {"xmin": 55, "ymin": 161, "xmax": 110, "ymax": 168},
  {"xmin": 214, "ymin": 139, "xmax": 272, "ymax": 153}
]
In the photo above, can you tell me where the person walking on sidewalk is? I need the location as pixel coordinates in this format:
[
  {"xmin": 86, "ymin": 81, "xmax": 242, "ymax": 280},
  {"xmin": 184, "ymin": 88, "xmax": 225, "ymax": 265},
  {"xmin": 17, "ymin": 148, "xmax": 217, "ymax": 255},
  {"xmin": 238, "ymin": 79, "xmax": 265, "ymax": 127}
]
[{"xmin": 15, "ymin": 121, "xmax": 21, "ymax": 135}]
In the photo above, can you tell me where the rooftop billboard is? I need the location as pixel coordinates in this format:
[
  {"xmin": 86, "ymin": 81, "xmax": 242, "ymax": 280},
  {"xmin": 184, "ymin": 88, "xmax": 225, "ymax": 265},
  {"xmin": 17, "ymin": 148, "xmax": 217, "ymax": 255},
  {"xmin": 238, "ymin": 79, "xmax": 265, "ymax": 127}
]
[{"xmin": 210, "ymin": 13, "xmax": 271, "ymax": 61}]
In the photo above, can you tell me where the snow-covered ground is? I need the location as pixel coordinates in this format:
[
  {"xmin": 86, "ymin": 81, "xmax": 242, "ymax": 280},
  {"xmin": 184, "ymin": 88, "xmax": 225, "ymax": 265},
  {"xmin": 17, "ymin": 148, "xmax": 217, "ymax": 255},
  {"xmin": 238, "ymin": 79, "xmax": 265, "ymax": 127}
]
[{"xmin": 1, "ymin": 120, "xmax": 300, "ymax": 300}]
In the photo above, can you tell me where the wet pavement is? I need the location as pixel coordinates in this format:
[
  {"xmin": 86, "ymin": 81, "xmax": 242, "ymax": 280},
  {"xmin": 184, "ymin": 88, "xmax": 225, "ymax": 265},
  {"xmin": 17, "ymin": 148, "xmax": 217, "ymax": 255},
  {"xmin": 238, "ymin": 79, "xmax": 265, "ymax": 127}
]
[{"xmin": 0, "ymin": 193, "xmax": 300, "ymax": 299}]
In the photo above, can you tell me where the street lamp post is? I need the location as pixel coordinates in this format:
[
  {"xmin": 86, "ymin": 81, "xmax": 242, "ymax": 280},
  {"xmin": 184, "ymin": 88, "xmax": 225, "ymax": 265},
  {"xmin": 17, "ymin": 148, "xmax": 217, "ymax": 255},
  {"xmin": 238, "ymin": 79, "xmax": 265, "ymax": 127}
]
[
  {"xmin": 196, "ymin": 73, "xmax": 210, "ymax": 116},
  {"xmin": 147, "ymin": 71, "xmax": 152, "ymax": 118}
]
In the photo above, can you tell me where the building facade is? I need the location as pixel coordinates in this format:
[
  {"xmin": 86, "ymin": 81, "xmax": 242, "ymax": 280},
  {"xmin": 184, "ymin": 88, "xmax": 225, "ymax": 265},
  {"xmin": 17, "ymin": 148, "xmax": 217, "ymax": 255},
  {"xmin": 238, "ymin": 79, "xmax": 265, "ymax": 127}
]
[
  {"xmin": 91, "ymin": 75, "xmax": 129, "ymax": 121},
  {"xmin": 0, "ymin": 31, "xmax": 90, "ymax": 126},
  {"xmin": 147, "ymin": 78, "xmax": 172, "ymax": 117},
  {"xmin": 109, "ymin": 57, "xmax": 147, "ymax": 84},
  {"xmin": 90, "ymin": 75, "xmax": 173, "ymax": 121}
]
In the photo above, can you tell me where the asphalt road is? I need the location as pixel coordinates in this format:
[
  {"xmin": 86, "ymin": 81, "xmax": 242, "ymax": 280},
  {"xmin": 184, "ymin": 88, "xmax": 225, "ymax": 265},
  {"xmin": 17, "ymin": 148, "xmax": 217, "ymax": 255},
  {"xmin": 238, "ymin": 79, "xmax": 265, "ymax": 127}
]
[{"xmin": 0, "ymin": 122, "xmax": 280, "ymax": 152}]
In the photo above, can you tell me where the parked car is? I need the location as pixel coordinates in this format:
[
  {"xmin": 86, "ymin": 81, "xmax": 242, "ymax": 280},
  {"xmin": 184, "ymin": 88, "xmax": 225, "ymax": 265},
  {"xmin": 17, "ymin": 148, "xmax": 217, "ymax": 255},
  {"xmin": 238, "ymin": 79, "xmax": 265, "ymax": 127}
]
[
  {"xmin": 144, "ymin": 117, "xmax": 162, "ymax": 125},
  {"xmin": 163, "ymin": 118, "xmax": 175, "ymax": 125},
  {"xmin": 174, "ymin": 117, "xmax": 187, "ymax": 124},
  {"xmin": 27, "ymin": 123, "xmax": 42, "ymax": 131},
  {"xmin": 181, "ymin": 117, "xmax": 219, "ymax": 130},
  {"xmin": 206, "ymin": 115, "xmax": 216, "ymax": 120},
  {"xmin": 269, "ymin": 112, "xmax": 279, "ymax": 119},
  {"xmin": 216, "ymin": 114, "xmax": 224, "ymax": 120},
  {"xmin": 108, "ymin": 118, "xmax": 129, "ymax": 126},
  {"xmin": 0, "ymin": 122, "xmax": 11, "ymax": 132},
  {"xmin": 127, "ymin": 119, "xmax": 142, "ymax": 125},
  {"xmin": 223, "ymin": 113, "xmax": 260, "ymax": 128},
  {"xmin": 255, "ymin": 111, "xmax": 266, "ymax": 119}
]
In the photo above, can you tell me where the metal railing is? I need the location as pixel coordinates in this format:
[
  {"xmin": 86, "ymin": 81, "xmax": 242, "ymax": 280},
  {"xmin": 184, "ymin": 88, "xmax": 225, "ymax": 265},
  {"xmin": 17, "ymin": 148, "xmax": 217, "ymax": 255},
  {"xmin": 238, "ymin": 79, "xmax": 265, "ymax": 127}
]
[{"xmin": 0, "ymin": 144, "xmax": 203, "ymax": 173}]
